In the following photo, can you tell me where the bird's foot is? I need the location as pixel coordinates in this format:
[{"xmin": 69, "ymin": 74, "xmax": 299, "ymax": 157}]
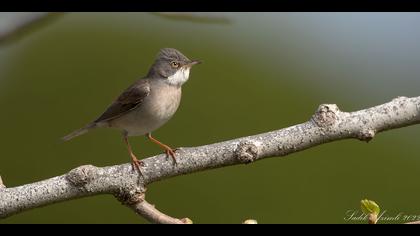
[
  {"xmin": 164, "ymin": 147, "xmax": 178, "ymax": 165},
  {"xmin": 131, "ymin": 156, "xmax": 145, "ymax": 175},
  {"xmin": 146, "ymin": 133, "xmax": 179, "ymax": 166}
]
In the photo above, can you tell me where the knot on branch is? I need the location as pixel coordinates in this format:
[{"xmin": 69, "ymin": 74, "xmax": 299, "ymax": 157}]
[
  {"xmin": 235, "ymin": 141, "xmax": 260, "ymax": 164},
  {"xmin": 312, "ymin": 104, "xmax": 340, "ymax": 128},
  {"xmin": 66, "ymin": 165, "xmax": 98, "ymax": 187},
  {"xmin": 116, "ymin": 188, "xmax": 146, "ymax": 206},
  {"xmin": 357, "ymin": 129, "xmax": 376, "ymax": 142}
]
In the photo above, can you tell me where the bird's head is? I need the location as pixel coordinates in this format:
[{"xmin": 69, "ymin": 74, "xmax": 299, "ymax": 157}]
[{"xmin": 147, "ymin": 48, "xmax": 201, "ymax": 86}]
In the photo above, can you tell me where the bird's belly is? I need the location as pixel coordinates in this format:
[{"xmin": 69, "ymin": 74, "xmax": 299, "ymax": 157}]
[{"xmin": 111, "ymin": 86, "xmax": 181, "ymax": 136}]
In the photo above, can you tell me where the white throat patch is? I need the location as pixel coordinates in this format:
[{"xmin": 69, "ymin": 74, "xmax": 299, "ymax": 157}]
[{"xmin": 167, "ymin": 67, "xmax": 190, "ymax": 86}]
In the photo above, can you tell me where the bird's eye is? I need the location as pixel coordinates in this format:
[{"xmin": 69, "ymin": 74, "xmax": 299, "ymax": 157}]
[{"xmin": 170, "ymin": 61, "xmax": 179, "ymax": 68}]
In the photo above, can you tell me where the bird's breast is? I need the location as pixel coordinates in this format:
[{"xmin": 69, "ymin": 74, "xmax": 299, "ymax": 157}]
[{"xmin": 143, "ymin": 84, "xmax": 182, "ymax": 120}]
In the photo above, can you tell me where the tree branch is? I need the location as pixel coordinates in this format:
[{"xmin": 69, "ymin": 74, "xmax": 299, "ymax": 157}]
[
  {"xmin": 0, "ymin": 12, "xmax": 227, "ymax": 46},
  {"xmin": 125, "ymin": 193, "xmax": 192, "ymax": 224},
  {"xmin": 1, "ymin": 96, "xmax": 419, "ymax": 223},
  {"xmin": 153, "ymin": 13, "xmax": 230, "ymax": 24},
  {"xmin": 0, "ymin": 13, "xmax": 63, "ymax": 45}
]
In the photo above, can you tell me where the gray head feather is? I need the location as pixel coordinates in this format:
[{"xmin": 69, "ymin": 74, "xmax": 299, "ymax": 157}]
[
  {"xmin": 157, "ymin": 48, "xmax": 190, "ymax": 62},
  {"xmin": 147, "ymin": 48, "xmax": 192, "ymax": 79}
]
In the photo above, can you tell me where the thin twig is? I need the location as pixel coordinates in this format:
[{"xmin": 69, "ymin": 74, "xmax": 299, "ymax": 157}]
[
  {"xmin": 124, "ymin": 193, "xmax": 190, "ymax": 224},
  {"xmin": 0, "ymin": 13, "xmax": 64, "ymax": 45},
  {"xmin": 153, "ymin": 12, "xmax": 230, "ymax": 24}
]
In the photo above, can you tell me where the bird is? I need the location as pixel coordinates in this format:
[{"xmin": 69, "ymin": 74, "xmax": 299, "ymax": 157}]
[{"xmin": 62, "ymin": 48, "xmax": 201, "ymax": 173}]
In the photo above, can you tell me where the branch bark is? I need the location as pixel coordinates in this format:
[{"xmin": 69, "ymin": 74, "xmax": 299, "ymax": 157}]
[{"xmin": 1, "ymin": 96, "xmax": 419, "ymax": 223}]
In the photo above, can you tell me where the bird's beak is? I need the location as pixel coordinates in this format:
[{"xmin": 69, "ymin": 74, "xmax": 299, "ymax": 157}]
[{"xmin": 186, "ymin": 60, "xmax": 202, "ymax": 67}]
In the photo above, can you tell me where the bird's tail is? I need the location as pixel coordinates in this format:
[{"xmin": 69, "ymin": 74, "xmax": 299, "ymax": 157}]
[{"xmin": 61, "ymin": 123, "xmax": 97, "ymax": 141}]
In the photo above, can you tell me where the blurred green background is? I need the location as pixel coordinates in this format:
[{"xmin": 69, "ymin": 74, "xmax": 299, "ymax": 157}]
[{"xmin": 0, "ymin": 12, "xmax": 420, "ymax": 224}]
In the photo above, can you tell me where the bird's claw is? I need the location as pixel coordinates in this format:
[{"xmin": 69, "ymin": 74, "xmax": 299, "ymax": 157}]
[
  {"xmin": 164, "ymin": 148, "xmax": 178, "ymax": 165},
  {"xmin": 131, "ymin": 158, "xmax": 145, "ymax": 175}
]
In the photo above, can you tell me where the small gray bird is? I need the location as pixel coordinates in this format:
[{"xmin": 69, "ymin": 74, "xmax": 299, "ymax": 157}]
[{"xmin": 62, "ymin": 48, "xmax": 201, "ymax": 172}]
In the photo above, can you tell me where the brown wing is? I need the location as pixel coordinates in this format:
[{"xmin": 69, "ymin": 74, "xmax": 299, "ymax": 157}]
[{"xmin": 94, "ymin": 79, "xmax": 150, "ymax": 123}]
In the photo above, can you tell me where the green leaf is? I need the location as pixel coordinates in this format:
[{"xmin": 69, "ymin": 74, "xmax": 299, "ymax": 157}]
[{"xmin": 361, "ymin": 199, "xmax": 380, "ymax": 215}]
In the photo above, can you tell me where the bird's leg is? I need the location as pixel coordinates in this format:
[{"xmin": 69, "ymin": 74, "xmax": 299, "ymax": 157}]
[
  {"xmin": 146, "ymin": 133, "xmax": 177, "ymax": 165},
  {"xmin": 123, "ymin": 134, "xmax": 144, "ymax": 174}
]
